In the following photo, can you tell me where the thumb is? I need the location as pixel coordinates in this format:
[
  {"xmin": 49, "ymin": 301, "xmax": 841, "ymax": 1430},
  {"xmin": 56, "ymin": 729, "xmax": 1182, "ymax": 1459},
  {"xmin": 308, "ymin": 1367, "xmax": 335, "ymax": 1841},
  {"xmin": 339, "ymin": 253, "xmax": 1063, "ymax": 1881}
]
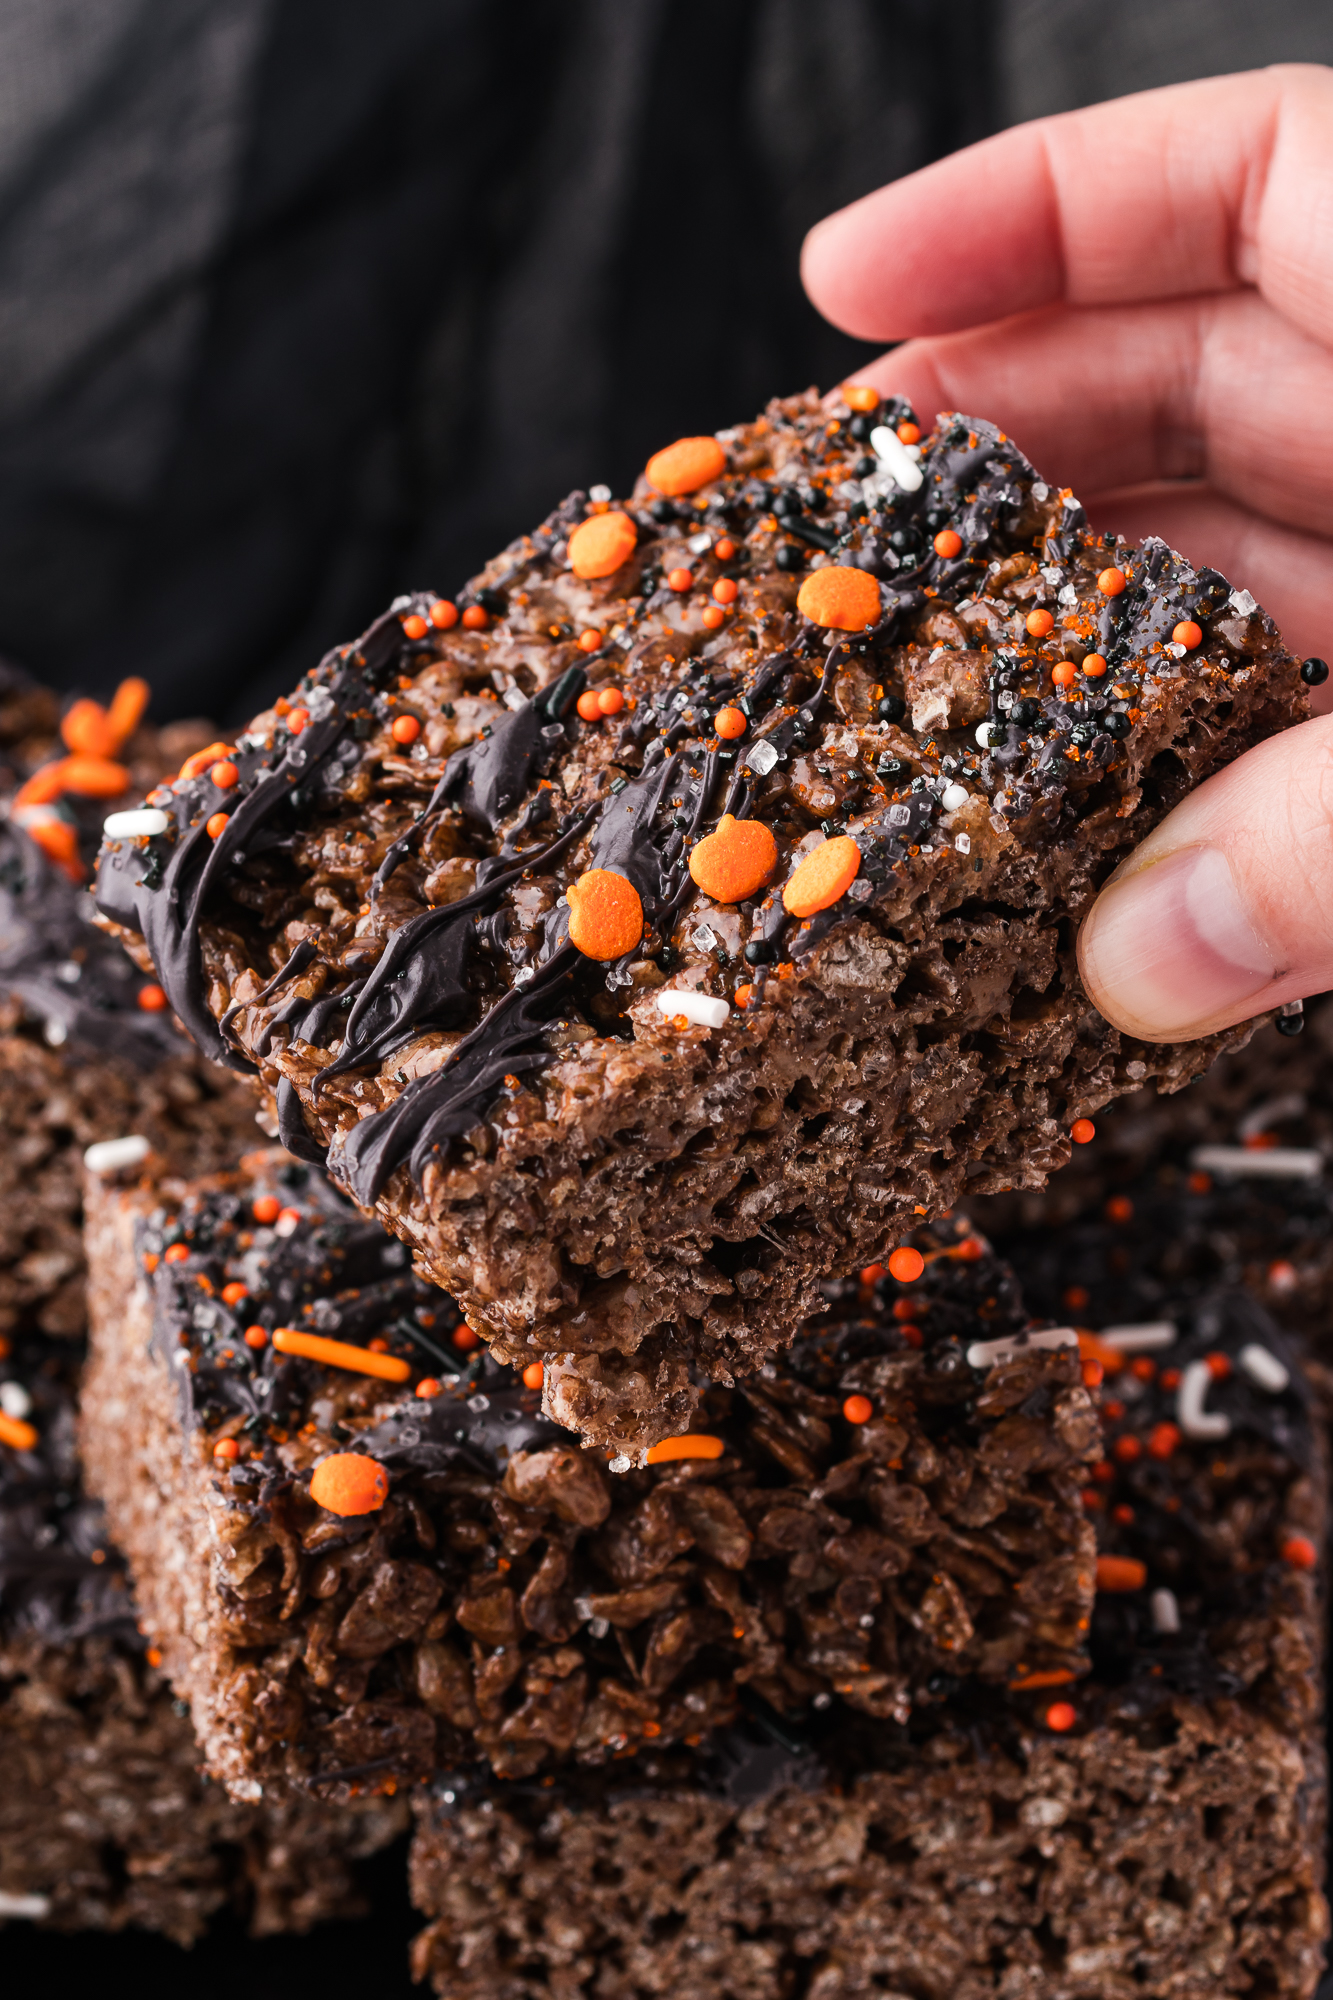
[{"xmin": 1077, "ymin": 715, "xmax": 1333, "ymax": 1041}]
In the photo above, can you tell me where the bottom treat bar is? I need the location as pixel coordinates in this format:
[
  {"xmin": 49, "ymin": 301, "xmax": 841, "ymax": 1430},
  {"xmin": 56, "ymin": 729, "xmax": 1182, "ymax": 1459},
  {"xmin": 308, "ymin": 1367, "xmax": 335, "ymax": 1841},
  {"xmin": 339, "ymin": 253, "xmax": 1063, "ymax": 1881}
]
[{"xmin": 409, "ymin": 1279, "xmax": 1327, "ymax": 2000}]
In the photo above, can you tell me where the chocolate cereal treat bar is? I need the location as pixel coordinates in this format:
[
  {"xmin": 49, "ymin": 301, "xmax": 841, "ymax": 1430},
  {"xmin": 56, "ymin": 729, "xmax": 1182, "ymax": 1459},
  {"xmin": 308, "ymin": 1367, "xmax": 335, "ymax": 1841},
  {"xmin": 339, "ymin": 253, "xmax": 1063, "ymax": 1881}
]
[
  {"xmin": 409, "ymin": 1277, "xmax": 1326, "ymax": 2000},
  {"xmin": 93, "ymin": 391, "xmax": 1306, "ymax": 1452},
  {"xmin": 0, "ymin": 1032, "xmax": 404, "ymax": 1940},
  {"xmin": 80, "ymin": 1170, "xmax": 1099, "ymax": 1800}
]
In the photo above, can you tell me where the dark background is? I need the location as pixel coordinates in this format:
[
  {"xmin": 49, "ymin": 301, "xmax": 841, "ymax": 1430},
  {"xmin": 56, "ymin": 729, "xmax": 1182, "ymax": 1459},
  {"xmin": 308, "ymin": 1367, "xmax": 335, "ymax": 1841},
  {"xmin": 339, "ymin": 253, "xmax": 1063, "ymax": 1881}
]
[{"xmin": 5, "ymin": 0, "xmax": 1333, "ymax": 1986}]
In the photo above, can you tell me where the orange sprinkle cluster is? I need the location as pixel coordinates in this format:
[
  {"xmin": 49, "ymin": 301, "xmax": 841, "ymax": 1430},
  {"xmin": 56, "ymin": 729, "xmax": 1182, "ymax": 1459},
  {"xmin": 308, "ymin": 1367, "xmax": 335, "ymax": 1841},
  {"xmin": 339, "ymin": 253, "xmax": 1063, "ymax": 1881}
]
[
  {"xmin": 689, "ymin": 814, "xmax": 777, "ymax": 904},
  {"xmin": 644, "ymin": 1434, "xmax": 725, "ymax": 1464},
  {"xmin": 568, "ymin": 510, "xmax": 638, "ymax": 579},
  {"xmin": 795, "ymin": 566, "xmax": 880, "ymax": 632},
  {"xmin": 645, "ymin": 436, "xmax": 726, "ymax": 496},
  {"xmin": 310, "ymin": 1453, "xmax": 390, "ymax": 1516},
  {"xmin": 576, "ymin": 686, "xmax": 626, "ymax": 722},
  {"xmin": 566, "ymin": 868, "xmax": 644, "ymax": 961},
  {"xmin": 271, "ymin": 1327, "xmax": 411, "ymax": 1382},
  {"xmin": 782, "ymin": 834, "xmax": 860, "ymax": 917}
]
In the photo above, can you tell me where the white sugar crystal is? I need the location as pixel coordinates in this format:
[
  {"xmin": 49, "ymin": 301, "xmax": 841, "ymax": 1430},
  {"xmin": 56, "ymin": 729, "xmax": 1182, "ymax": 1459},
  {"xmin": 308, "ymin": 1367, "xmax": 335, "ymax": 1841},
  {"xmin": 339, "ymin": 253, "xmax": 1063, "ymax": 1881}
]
[
  {"xmin": 954, "ymin": 833, "xmax": 971, "ymax": 855},
  {"xmin": 84, "ymin": 1134, "xmax": 150, "ymax": 1176},
  {"xmin": 1229, "ymin": 587, "xmax": 1258, "ymax": 617},
  {"xmin": 747, "ymin": 739, "xmax": 779, "ymax": 777},
  {"xmin": 691, "ymin": 923, "xmax": 717, "ymax": 953},
  {"xmin": 687, "ymin": 530, "xmax": 713, "ymax": 554},
  {"xmin": 103, "ymin": 807, "xmax": 169, "ymax": 839}
]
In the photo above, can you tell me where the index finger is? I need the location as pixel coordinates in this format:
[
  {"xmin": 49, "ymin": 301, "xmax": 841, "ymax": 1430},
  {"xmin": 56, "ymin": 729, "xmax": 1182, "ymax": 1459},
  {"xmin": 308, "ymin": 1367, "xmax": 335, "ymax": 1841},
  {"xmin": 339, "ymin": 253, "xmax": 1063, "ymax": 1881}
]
[{"xmin": 801, "ymin": 64, "xmax": 1333, "ymax": 346}]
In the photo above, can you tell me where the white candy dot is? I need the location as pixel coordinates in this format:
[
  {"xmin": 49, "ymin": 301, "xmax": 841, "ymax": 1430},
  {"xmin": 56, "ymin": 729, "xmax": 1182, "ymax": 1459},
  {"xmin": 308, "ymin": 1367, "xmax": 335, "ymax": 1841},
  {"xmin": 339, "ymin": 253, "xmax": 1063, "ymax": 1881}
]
[
  {"xmin": 84, "ymin": 1134, "xmax": 150, "ymax": 1175},
  {"xmin": 103, "ymin": 808, "xmax": 169, "ymax": 839},
  {"xmin": 940, "ymin": 782, "xmax": 970, "ymax": 813},
  {"xmin": 654, "ymin": 990, "xmax": 730, "ymax": 1030},
  {"xmin": 0, "ymin": 1381, "xmax": 33, "ymax": 1419},
  {"xmin": 975, "ymin": 722, "xmax": 997, "ymax": 748},
  {"xmin": 1239, "ymin": 1343, "xmax": 1290, "ymax": 1393}
]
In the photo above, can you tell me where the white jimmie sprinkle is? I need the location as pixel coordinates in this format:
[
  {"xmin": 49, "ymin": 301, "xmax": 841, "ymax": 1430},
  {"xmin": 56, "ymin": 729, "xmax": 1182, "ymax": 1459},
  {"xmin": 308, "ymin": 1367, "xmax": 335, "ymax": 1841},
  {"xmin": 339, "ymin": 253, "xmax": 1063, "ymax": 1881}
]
[
  {"xmin": 103, "ymin": 807, "xmax": 169, "ymax": 839},
  {"xmin": 1190, "ymin": 1144, "xmax": 1322, "ymax": 1180},
  {"xmin": 83, "ymin": 1134, "xmax": 150, "ymax": 1175},
  {"xmin": 1151, "ymin": 1588, "xmax": 1181, "ymax": 1635},
  {"xmin": 965, "ymin": 1326, "xmax": 1077, "ymax": 1370},
  {"xmin": 868, "ymin": 426, "xmax": 925, "ymax": 492},
  {"xmin": 1099, "ymin": 1322, "xmax": 1177, "ymax": 1353},
  {"xmin": 1178, "ymin": 1358, "xmax": 1231, "ymax": 1441},
  {"xmin": 1239, "ymin": 1343, "xmax": 1290, "ymax": 1394},
  {"xmin": 655, "ymin": 990, "xmax": 731, "ymax": 1029}
]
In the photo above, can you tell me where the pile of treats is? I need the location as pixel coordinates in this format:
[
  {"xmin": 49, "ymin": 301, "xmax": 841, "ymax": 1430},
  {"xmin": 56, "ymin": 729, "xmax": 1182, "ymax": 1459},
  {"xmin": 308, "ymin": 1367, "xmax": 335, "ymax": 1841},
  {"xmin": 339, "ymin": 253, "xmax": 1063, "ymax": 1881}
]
[{"xmin": 0, "ymin": 387, "xmax": 1328, "ymax": 1997}]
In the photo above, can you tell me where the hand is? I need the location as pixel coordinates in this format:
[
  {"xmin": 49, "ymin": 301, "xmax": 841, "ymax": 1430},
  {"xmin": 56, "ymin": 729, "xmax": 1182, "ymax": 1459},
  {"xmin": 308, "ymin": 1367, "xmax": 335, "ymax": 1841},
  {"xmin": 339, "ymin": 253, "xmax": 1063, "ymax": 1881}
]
[{"xmin": 801, "ymin": 66, "xmax": 1333, "ymax": 1041}]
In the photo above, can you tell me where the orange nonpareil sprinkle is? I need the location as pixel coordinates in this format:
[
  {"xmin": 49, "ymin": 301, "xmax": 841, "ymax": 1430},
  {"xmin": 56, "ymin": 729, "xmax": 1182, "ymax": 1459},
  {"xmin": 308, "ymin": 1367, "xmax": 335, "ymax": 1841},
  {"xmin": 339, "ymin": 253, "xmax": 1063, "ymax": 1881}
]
[
  {"xmin": 1050, "ymin": 662, "xmax": 1077, "ymax": 689},
  {"xmin": 272, "ymin": 1327, "xmax": 411, "ymax": 1382},
  {"xmin": 252, "ymin": 1194, "xmax": 281, "ymax": 1224},
  {"xmin": 795, "ymin": 566, "xmax": 880, "ymax": 631},
  {"xmin": 522, "ymin": 1362, "xmax": 545, "ymax": 1390},
  {"xmin": 244, "ymin": 1325, "xmax": 268, "ymax": 1350},
  {"xmin": 1282, "ymin": 1535, "xmax": 1317, "ymax": 1570},
  {"xmin": 712, "ymin": 576, "xmax": 738, "ymax": 605},
  {"xmin": 430, "ymin": 598, "xmax": 458, "ymax": 629},
  {"xmin": 701, "ymin": 606, "xmax": 725, "ymax": 629},
  {"xmin": 645, "ymin": 436, "xmax": 727, "ymax": 495},
  {"xmin": 734, "ymin": 982, "xmax": 753, "ymax": 1009},
  {"xmin": 391, "ymin": 714, "xmax": 421, "ymax": 745},
  {"xmin": 209, "ymin": 759, "xmax": 238, "ymax": 790},
  {"xmin": 932, "ymin": 528, "xmax": 962, "ymax": 558},
  {"xmin": 644, "ymin": 1434, "xmax": 725, "ymax": 1464},
  {"xmin": 415, "ymin": 1378, "xmax": 442, "ymax": 1399},
  {"xmin": 0, "ymin": 1410, "xmax": 38, "ymax": 1451},
  {"xmin": 841, "ymin": 384, "xmax": 879, "ymax": 412},
  {"xmin": 221, "ymin": 1281, "xmax": 248, "ymax": 1306},
  {"xmin": 566, "ymin": 868, "xmax": 644, "ymax": 960},
  {"xmin": 842, "ymin": 1394, "xmax": 873, "ymax": 1424},
  {"xmin": 568, "ymin": 510, "xmax": 638, "ymax": 579},
  {"xmin": 1106, "ymin": 1195, "xmax": 1133, "ymax": 1222},
  {"xmin": 896, "ymin": 421, "xmax": 921, "ymax": 445},
  {"xmin": 452, "ymin": 1324, "xmax": 480, "ymax": 1352},
  {"xmin": 1044, "ymin": 1701, "xmax": 1077, "ymax": 1732},
  {"xmin": 689, "ymin": 814, "xmax": 777, "ymax": 904},
  {"xmin": 1172, "ymin": 619, "xmax": 1202, "ymax": 649},
  {"xmin": 667, "ymin": 567, "xmax": 693, "ymax": 592},
  {"xmin": 401, "ymin": 613, "xmax": 428, "ymax": 640},
  {"xmin": 1095, "ymin": 1555, "xmax": 1147, "ymax": 1592},
  {"xmin": 164, "ymin": 1243, "xmax": 190, "ymax": 1264},
  {"xmin": 578, "ymin": 629, "xmax": 604, "ymax": 653},
  {"xmin": 206, "ymin": 812, "xmax": 230, "ymax": 839},
  {"xmin": 1112, "ymin": 1436, "xmax": 1141, "ymax": 1463},
  {"xmin": 1082, "ymin": 653, "xmax": 1108, "ymax": 677},
  {"xmin": 713, "ymin": 705, "xmax": 746, "ymax": 740},
  {"xmin": 714, "ymin": 538, "xmax": 736, "ymax": 560},
  {"xmin": 138, "ymin": 983, "xmax": 168, "ymax": 1012},
  {"xmin": 1070, "ymin": 1118, "xmax": 1095, "ymax": 1144},
  {"xmin": 888, "ymin": 1246, "xmax": 925, "ymax": 1284},
  {"xmin": 213, "ymin": 1437, "xmax": 240, "ymax": 1462},
  {"xmin": 782, "ymin": 834, "xmax": 860, "ymax": 917},
  {"xmin": 1025, "ymin": 609, "xmax": 1054, "ymax": 637},
  {"xmin": 597, "ymin": 687, "xmax": 624, "ymax": 716},
  {"xmin": 1147, "ymin": 1421, "xmax": 1180, "ymax": 1459},
  {"xmin": 310, "ymin": 1453, "xmax": 390, "ymax": 1516},
  {"xmin": 462, "ymin": 605, "xmax": 489, "ymax": 630},
  {"xmin": 1097, "ymin": 566, "xmax": 1127, "ymax": 596},
  {"xmin": 576, "ymin": 690, "xmax": 603, "ymax": 722}
]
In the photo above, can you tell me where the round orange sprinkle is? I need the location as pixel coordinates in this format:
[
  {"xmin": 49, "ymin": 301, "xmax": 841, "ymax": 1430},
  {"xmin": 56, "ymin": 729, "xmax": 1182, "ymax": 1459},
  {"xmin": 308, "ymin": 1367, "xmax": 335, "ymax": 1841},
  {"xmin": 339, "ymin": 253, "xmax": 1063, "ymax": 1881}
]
[
  {"xmin": 252, "ymin": 1195, "xmax": 281, "ymax": 1224},
  {"xmin": 213, "ymin": 1437, "xmax": 240, "ymax": 1462},
  {"xmin": 391, "ymin": 714, "xmax": 421, "ymax": 745},
  {"xmin": 578, "ymin": 629, "xmax": 604, "ymax": 653},
  {"xmin": 713, "ymin": 706, "xmax": 746, "ymax": 740},
  {"xmin": 841, "ymin": 384, "xmax": 879, "ymax": 413},
  {"xmin": 287, "ymin": 705, "xmax": 309, "ymax": 733},
  {"xmin": 576, "ymin": 690, "xmax": 603, "ymax": 722},
  {"xmin": 714, "ymin": 538, "xmax": 736, "ymax": 560},
  {"xmin": 138, "ymin": 983, "xmax": 168, "ymax": 1013},
  {"xmin": 1082, "ymin": 1358, "xmax": 1103, "ymax": 1389},
  {"xmin": 1097, "ymin": 566, "xmax": 1127, "ymax": 597},
  {"xmin": 221, "ymin": 1281, "xmax": 248, "ymax": 1307},
  {"xmin": 888, "ymin": 1246, "xmax": 926, "ymax": 1284},
  {"xmin": 522, "ymin": 1361, "xmax": 545, "ymax": 1390},
  {"xmin": 734, "ymin": 982, "xmax": 754, "ymax": 1009},
  {"xmin": 645, "ymin": 436, "xmax": 727, "ymax": 496},
  {"xmin": 1025, "ymin": 609, "xmax": 1054, "ymax": 637},
  {"xmin": 1282, "ymin": 1535, "xmax": 1317, "ymax": 1570},
  {"xmin": 644, "ymin": 1434, "xmax": 725, "ymax": 1464},
  {"xmin": 896, "ymin": 421, "xmax": 922, "ymax": 445},
  {"xmin": 244, "ymin": 1325, "xmax": 268, "ymax": 1350},
  {"xmin": 795, "ymin": 566, "xmax": 880, "ymax": 632},
  {"xmin": 461, "ymin": 604, "xmax": 489, "ymax": 630},
  {"xmin": 145, "ymin": 1646, "xmax": 163, "ymax": 1669},
  {"xmin": 861, "ymin": 1263, "xmax": 886, "ymax": 1284},
  {"xmin": 452, "ymin": 1324, "xmax": 480, "ymax": 1352},
  {"xmin": 1044, "ymin": 1701, "xmax": 1077, "ymax": 1732},
  {"xmin": 667, "ymin": 567, "xmax": 693, "ymax": 592},
  {"xmin": 713, "ymin": 576, "xmax": 738, "ymax": 605},
  {"xmin": 1106, "ymin": 1195, "xmax": 1133, "ymax": 1222},
  {"xmin": 1071, "ymin": 1118, "xmax": 1095, "ymax": 1144},
  {"xmin": 566, "ymin": 868, "xmax": 644, "ymax": 960},
  {"xmin": 430, "ymin": 598, "xmax": 458, "ymax": 629},
  {"xmin": 701, "ymin": 606, "xmax": 725, "ymax": 629},
  {"xmin": 1130, "ymin": 1357, "xmax": 1156, "ymax": 1383},
  {"xmin": 932, "ymin": 528, "xmax": 962, "ymax": 558},
  {"xmin": 568, "ymin": 509, "xmax": 638, "ymax": 579},
  {"xmin": 1096, "ymin": 1555, "xmax": 1147, "ymax": 1593},
  {"xmin": 1082, "ymin": 653, "xmax": 1108, "ymax": 677},
  {"xmin": 402, "ymin": 613, "xmax": 428, "ymax": 640},
  {"xmin": 782, "ymin": 834, "xmax": 861, "ymax": 917},
  {"xmin": 1148, "ymin": 1422, "xmax": 1180, "ymax": 1459},
  {"xmin": 310, "ymin": 1453, "xmax": 390, "ymax": 1517},
  {"xmin": 415, "ymin": 1378, "xmax": 442, "ymax": 1399},
  {"xmin": 842, "ymin": 1394, "xmax": 873, "ymax": 1424},
  {"xmin": 689, "ymin": 814, "xmax": 777, "ymax": 904},
  {"xmin": 209, "ymin": 759, "xmax": 239, "ymax": 789},
  {"xmin": 1049, "ymin": 662, "xmax": 1076, "ymax": 690},
  {"xmin": 206, "ymin": 811, "xmax": 229, "ymax": 839},
  {"xmin": 597, "ymin": 687, "xmax": 624, "ymax": 717},
  {"xmin": 164, "ymin": 1243, "xmax": 190, "ymax": 1264},
  {"xmin": 1205, "ymin": 1351, "xmax": 1232, "ymax": 1381},
  {"xmin": 1172, "ymin": 619, "xmax": 1202, "ymax": 650},
  {"xmin": 1112, "ymin": 1436, "xmax": 1141, "ymax": 1463}
]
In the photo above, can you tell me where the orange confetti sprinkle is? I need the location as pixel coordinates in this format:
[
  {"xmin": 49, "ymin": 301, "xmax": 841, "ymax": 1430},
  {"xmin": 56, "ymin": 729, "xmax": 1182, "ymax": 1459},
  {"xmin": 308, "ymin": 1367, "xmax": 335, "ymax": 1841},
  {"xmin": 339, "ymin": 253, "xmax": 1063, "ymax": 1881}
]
[
  {"xmin": 795, "ymin": 566, "xmax": 880, "ymax": 631},
  {"xmin": 841, "ymin": 383, "xmax": 879, "ymax": 412},
  {"xmin": 310, "ymin": 1453, "xmax": 390, "ymax": 1516},
  {"xmin": 689, "ymin": 814, "xmax": 777, "ymax": 904},
  {"xmin": 566, "ymin": 868, "xmax": 644, "ymax": 961},
  {"xmin": 782, "ymin": 834, "xmax": 861, "ymax": 917},
  {"xmin": 568, "ymin": 510, "xmax": 638, "ymax": 579},
  {"xmin": 645, "ymin": 436, "xmax": 727, "ymax": 495},
  {"xmin": 272, "ymin": 1327, "xmax": 411, "ymax": 1382},
  {"xmin": 842, "ymin": 1394, "xmax": 873, "ymax": 1424},
  {"xmin": 644, "ymin": 1434, "xmax": 725, "ymax": 1464},
  {"xmin": 888, "ymin": 1246, "xmax": 925, "ymax": 1284},
  {"xmin": 1095, "ymin": 1555, "xmax": 1146, "ymax": 1593}
]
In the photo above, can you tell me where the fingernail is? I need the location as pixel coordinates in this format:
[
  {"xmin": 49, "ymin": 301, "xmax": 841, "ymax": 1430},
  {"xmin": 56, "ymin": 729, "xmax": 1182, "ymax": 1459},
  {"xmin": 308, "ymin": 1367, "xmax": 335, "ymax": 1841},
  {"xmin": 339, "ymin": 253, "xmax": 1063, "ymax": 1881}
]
[{"xmin": 1078, "ymin": 845, "xmax": 1276, "ymax": 1039}]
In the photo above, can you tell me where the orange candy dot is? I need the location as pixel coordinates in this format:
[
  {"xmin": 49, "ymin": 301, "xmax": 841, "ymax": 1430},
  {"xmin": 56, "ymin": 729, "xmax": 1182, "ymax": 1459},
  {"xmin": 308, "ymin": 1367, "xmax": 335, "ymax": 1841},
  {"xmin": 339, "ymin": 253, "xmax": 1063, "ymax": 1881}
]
[
  {"xmin": 138, "ymin": 983, "xmax": 168, "ymax": 1013},
  {"xmin": 401, "ymin": 614, "xmax": 428, "ymax": 640},
  {"xmin": 888, "ymin": 1246, "xmax": 926, "ymax": 1284},
  {"xmin": 205, "ymin": 812, "xmax": 229, "ymax": 839},
  {"xmin": 1044, "ymin": 1701, "xmax": 1077, "ymax": 1732},
  {"xmin": 310, "ymin": 1453, "xmax": 389, "ymax": 1517},
  {"xmin": 1147, "ymin": 1422, "xmax": 1181, "ymax": 1459},
  {"xmin": 782, "ymin": 834, "xmax": 861, "ymax": 917},
  {"xmin": 287, "ymin": 706, "xmax": 309, "ymax": 733},
  {"xmin": 210, "ymin": 759, "xmax": 239, "ymax": 789},
  {"xmin": 1282, "ymin": 1535, "xmax": 1317, "ymax": 1570},
  {"xmin": 1071, "ymin": 1118, "xmax": 1096, "ymax": 1144},
  {"xmin": 566, "ymin": 868, "xmax": 644, "ymax": 960},
  {"xmin": 415, "ymin": 1378, "xmax": 442, "ymax": 1399},
  {"xmin": 1025, "ymin": 609, "xmax": 1055, "ymax": 638},
  {"xmin": 578, "ymin": 629, "xmax": 604, "ymax": 653},
  {"xmin": 244, "ymin": 1325, "xmax": 268, "ymax": 1350},
  {"xmin": 1082, "ymin": 653, "xmax": 1108, "ymax": 677},
  {"xmin": 214, "ymin": 1437, "xmax": 240, "ymax": 1462},
  {"xmin": 714, "ymin": 538, "xmax": 736, "ymax": 560},
  {"xmin": 841, "ymin": 384, "xmax": 879, "ymax": 413},
  {"xmin": 842, "ymin": 1394, "xmax": 873, "ymax": 1424},
  {"xmin": 391, "ymin": 714, "xmax": 421, "ymax": 745},
  {"xmin": 795, "ymin": 566, "xmax": 880, "ymax": 631},
  {"xmin": 576, "ymin": 690, "xmax": 603, "ymax": 721},
  {"xmin": 522, "ymin": 1361, "xmax": 545, "ymax": 1390},
  {"xmin": 734, "ymin": 982, "xmax": 753, "ymax": 1009},
  {"xmin": 1112, "ymin": 1435, "xmax": 1141, "ymax": 1463},
  {"xmin": 712, "ymin": 576, "xmax": 738, "ymax": 605},
  {"xmin": 896, "ymin": 421, "xmax": 922, "ymax": 445},
  {"xmin": 667, "ymin": 567, "xmax": 693, "ymax": 592},
  {"xmin": 1095, "ymin": 1555, "xmax": 1147, "ymax": 1593},
  {"xmin": 461, "ymin": 604, "xmax": 489, "ymax": 630},
  {"xmin": 164, "ymin": 1243, "xmax": 190, "ymax": 1264},
  {"xmin": 932, "ymin": 528, "xmax": 962, "ymax": 558},
  {"xmin": 430, "ymin": 599, "xmax": 458, "ymax": 629},
  {"xmin": 1052, "ymin": 662, "xmax": 1077, "ymax": 687},
  {"xmin": 1172, "ymin": 619, "xmax": 1202, "ymax": 649},
  {"xmin": 689, "ymin": 814, "xmax": 778, "ymax": 904},
  {"xmin": 252, "ymin": 1195, "xmax": 281, "ymax": 1224},
  {"xmin": 568, "ymin": 509, "xmax": 638, "ymax": 579},
  {"xmin": 597, "ymin": 687, "xmax": 624, "ymax": 716},
  {"xmin": 221, "ymin": 1281, "xmax": 248, "ymax": 1307},
  {"xmin": 701, "ymin": 606, "xmax": 726, "ymax": 629},
  {"xmin": 646, "ymin": 436, "xmax": 727, "ymax": 496},
  {"xmin": 713, "ymin": 706, "xmax": 746, "ymax": 739},
  {"xmin": 1097, "ymin": 566, "xmax": 1127, "ymax": 597}
]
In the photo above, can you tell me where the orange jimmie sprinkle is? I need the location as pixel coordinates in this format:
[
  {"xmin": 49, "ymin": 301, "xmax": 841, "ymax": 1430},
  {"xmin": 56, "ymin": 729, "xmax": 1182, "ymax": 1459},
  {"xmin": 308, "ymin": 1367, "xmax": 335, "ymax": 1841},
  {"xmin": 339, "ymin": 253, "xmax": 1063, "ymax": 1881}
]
[
  {"xmin": 645, "ymin": 436, "xmax": 726, "ymax": 495},
  {"xmin": 795, "ymin": 566, "xmax": 880, "ymax": 631},
  {"xmin": 1095, "ymin": 1555, "xmax": 1146, "ymax": 1592},
  {"xmin": 841, "ymin": 383, "xmax": 880, "ymax": 412},
  {"xmin": 644, "ymin": 1434, "xmax": 724, "ymax": 1464},
  {"xmin": 0, "ymin": 1410, "xmax": 38, "ymax": 1451},
  {"xmin": 566, "ymin": 868, "xmax": 644, "ymax": 960},
  {"xmin": 689, "ymin": 815, "xmax": 777, "ymax": 904},
  {"xmin": 272, "ymin": 1327, "xmax": 411, "ymax": 1382},
  {"xmin": 310, "ymin": 1453, "xmax": 390, "ymax": 1516},
  {"xmin": 568, "ymin": 510, "xmax": 638, "ymax": 579},
  {"xmin": 782, "ymin": 835, "xmax": 860, "ymax": 917}
]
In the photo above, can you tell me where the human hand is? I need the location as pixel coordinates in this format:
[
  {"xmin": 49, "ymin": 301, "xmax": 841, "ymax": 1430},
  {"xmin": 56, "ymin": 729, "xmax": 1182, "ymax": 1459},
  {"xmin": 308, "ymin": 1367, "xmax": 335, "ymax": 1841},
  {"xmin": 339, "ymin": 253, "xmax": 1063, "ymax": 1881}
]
[{"xmin": 801, "ymin": 66, "xmax": 1333, "ymax": 1042}]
